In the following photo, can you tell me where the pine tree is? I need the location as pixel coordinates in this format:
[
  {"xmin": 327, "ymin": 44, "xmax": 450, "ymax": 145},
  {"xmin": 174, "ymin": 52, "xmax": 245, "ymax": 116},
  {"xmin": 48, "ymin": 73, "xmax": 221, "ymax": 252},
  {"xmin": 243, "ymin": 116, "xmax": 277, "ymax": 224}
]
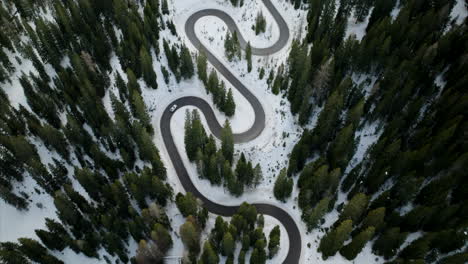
[
  {"xmin": 184, "ymin": 110, "xmax": 207, "ymax": 161},
  {"xmin": 268, "ymin": 226, "xmax": 280, "ymax": 258},
  {"xmin": 361, "ymin": 207, "xmax": 386, "ymax": 232},
  {"xmin": 180, "ymin": 44, "xmax": 194, "ymax": 79},
  {"xmin": 252, "ymin": 164, "xmax": 263, "ymax": 187},
  {"xmin": 305, "ymin": 196, "xmax": 331, "ymax": 231},
  {"xmin": 224, "ymin": 88, "xmax": 236, "ymax": 116},
  {"xmin": 255, "ymin": 11, "xmax": 266, "ymax": 35},
  {"xmin": 340, "ymin": 227, "xmax": 375, "ymax": 260},
  {"xmin": 226, "ymin": 161, "xmax": 242, "ymax": 196},
  {"xmin": 207, "ymin": 69, "xmax": 219, "ymax": 94},
  {"xmin": 175, "ymin": 192, "xmax": 198, "ymax": 217},
  {"xmin": 126, "ymin": 68, "xmax": 141, "ymax": 96},
  {"xmin": 273, "ymin": 168, "xmax": 293, "ymax": 202},
  {"xmin": 318, "ymin": 219, "xmax": 353, "ymax": 259},
  {"xmin": 151, "ymin": 223, "xmax": 173, "ymax": 253},
  {"xmin": 131, "ymin": 91, "xmax": 153, "ymax": 134},
  {"xmin": 259, "ymin": 67, "xmax": 265, "ymax": 79},
  {"xmin": 140, "ymin": 47, "xmax": 158, "ymax": 89},
  {"xmin": 161, "ymin": 66, "xmax": 170, "ymax": 84},
  {"xmin": 197, "ymin": 51, "xmax": 208, "ymax": 85},
  {"xmin": 0, "ymin": 241, "xmax": 31, "ymax": 263},
  {"xmin": 135, "ymin": 240, "xmax": 163, "ymax": 264},
  {"xmin": 250, "ymin": 246, "xmax": 266, "ymax": 264},
  {"xmin": 246, "ymin": 41, "xmax": 252, "ymax": 72},
  {"xmin": 206, "ymin": 153, "xmax": 220, "ymax": 184},
  {"xmin": 18, "ymin": 238, "xmax": 64, "ymax": 264},
  {"xmin": 232, "ymin": 31, "xmax": 241, "ymax": 59},
  {"xmin": 398, "ymin": 234, "xmax": 432, "ymax": 260},
  {"xmin": 222, "ymin": 232, "xmax": 235, "ymax": 256},
  {"xmin": 346, "ymin": 97, "xmax": 365, "ymax": 129},
  {"xmin": 225, "ymin": 31, "xmax": 241, "ymax": 61},
  {"xmin": 35, "ymin": 225, "xmax": 68, "ymax": 252},
  {"xmin": 238, "ymin": 250, "xmax": 246, "ymax": 264},
  {"xmin": 221, "ymin": 120, "xmax": 234, "ymax": 163},
  {"xmin": 372, "ymin": 227, "xmax": 408, "ymax": 259},
  {"xmin": 161, "ymin": 0, "xmax": 169, "ymax": 15},
  {"xmin": 200, "ymin": 241, "xmax": 219, "ymax": 264},
  {"xmin": 224, "ymin": 31, "xmax": 233, "ymax": 61},
  {"xmin": 338, "ymin": 193, "xmax": 368, "ymax": 224},
  {"xmin": 327, "ymin": 123, "xmax": 355, "ymax": 170},
  {"xmin": 180, "ymin": 216, "xmax": 201, "ymax": 255},
  {"xmin": 166, "ymin": 20, "xmax": 177, "ymax": 36}
]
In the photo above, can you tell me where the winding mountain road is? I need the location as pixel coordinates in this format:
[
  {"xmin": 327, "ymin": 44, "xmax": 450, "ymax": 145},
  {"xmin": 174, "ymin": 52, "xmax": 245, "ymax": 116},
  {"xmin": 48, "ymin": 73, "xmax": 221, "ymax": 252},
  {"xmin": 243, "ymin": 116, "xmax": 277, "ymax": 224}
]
[{"xmin": 160, "ymin": 1, "xmax": 301, "ymax": 263}]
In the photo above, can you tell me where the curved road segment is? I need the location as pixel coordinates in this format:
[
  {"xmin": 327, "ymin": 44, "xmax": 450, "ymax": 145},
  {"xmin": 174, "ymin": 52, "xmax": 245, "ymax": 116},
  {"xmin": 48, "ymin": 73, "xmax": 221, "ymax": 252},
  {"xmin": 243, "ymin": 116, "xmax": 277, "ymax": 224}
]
[{"xmin": 160, "ymin": 1, "xmax": 301, "ymax": 263}]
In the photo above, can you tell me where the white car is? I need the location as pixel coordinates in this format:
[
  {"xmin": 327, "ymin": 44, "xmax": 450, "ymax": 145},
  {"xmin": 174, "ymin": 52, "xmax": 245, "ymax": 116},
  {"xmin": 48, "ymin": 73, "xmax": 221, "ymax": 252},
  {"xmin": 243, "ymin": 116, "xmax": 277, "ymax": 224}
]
[{"xmin": 169, "ymin": 104, "xmax": 178, "ymax": 112}]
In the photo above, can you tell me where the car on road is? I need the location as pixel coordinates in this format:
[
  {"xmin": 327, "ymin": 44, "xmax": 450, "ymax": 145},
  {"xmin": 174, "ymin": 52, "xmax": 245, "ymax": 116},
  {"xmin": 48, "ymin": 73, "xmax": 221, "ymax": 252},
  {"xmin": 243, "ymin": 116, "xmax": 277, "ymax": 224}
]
[{"xmin": 170, "ymin": 104, "xmax": 178, "ymax": 112}]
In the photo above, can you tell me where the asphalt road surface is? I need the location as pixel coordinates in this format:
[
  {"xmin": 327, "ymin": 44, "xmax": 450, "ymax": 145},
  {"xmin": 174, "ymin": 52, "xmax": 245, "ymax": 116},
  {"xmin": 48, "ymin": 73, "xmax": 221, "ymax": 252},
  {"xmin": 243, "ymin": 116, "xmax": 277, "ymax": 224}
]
[{"xmin": 160, "ymin": 1, "xmax": 301, "ymax": 263}]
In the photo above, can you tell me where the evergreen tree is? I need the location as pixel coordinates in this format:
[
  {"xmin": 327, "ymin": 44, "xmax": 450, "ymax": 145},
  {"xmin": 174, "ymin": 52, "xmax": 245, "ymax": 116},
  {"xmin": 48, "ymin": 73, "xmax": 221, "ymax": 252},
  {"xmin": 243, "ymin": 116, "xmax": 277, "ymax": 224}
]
[
  {"xmin": 140, "ymin": 47, "xmax": 157, "ymax": 89},
  {"xmin": 273, "ymin": 168, "xmax": 293, "ymax": 202},
  {"xmin": 197, "ymin": 52, "xmax": 208, "ymax": 85},
  {"xmin": 398, "ymin": 234, "xmax": 432, "ymax": 260},
  {"xmin": 151, "ymin": 223, "xmax": 173, "ymax": 253},
  {"xmin": 180, "ymin": 216, "xmax": 201, "ymax": 256},
  {"xmin": 268, "ymin": 226, "xmax": 280, "ymax": 258},
  {"xmin": 340, "ymin": 227, "xmax": 375, "ymax": 260},
  {"xmin": 175, "ymin": 192, "xmax": 198, "ymax": 217},
  {"xmin": 221, "ymin": 232, "xmax": 235, "ymax": 256},
  {"xmin": 224, "ymin": 31, "xmax": 241, "ymax": 61},
  {"xmin": 238, "ymin": 250, "xmax": 246, "ymax": 264},
  {"xmin": 180, "ymin": 44, "xmax": 194, "ymax": 79},
  {"xmin": 161, "ymin": 66, "xmax": 170, "ymax": 84},
  {"xmin": 338, "ymin": 193, "xmax": 368, "ymax": 224},
  {"xmin": 224, "ymin": 88, "xmax": 236, "ymax": 117},
  {"xmin": 259, "ymin": 67, "xmax": 265, "ymax": 79},
  {"xmin": 226, "ymin": 161, "xmax": 242, "ymax": 196},
  {"xmin": 18, "ymin": 238, "xmax": 64, "ymax": 264},
  {"xmin": 161, "ymin": 0, "xmax": 169, "ymax": 15},
  {"xmin": 200, "ymin": 241, "xmax": 219, "ymax": 264},
  {"xmin": 327, "ymin": 123, "xmax": 355, "ymax": 170},
  {"xmin": 135, "ymin": 240, "xmax": 163, "ymax": 264},
  {"xmin": 305, "ymin": 196, "xmax": 331, "ymax": 231},
  {"xmin": 229, "ymin": 0, "xmax": 239, "ymax": 7},
  {"xmin": 372, "ymin": 227, "xmax": 408, "ymax": 259},
  {"xmin": 184, "ymin": 110, "xmax": 207, "ymax": 161},
  {"xmin": 0, "ymin": 242, "xmax": 31, "ymax": 264},
  {"xmin": 318, "ymin": 219, "xmax": 353, "ymax": 259},
  {"xmin": 207, "ymin": 69, "xmax": 219, "ymax": 94},
  {"xmin": 361, "ymin": 207, "xmax": 386, "ymax": 232},
  {"xmin": 252, "ymin": 164, "xmax": 263, "ymax": 187},
  {"xmin": 255, "ymin": 11, "xmax": 266, "ymax": 35},
  {"xmin": 221, "ymin": 120, "xmax": 234, "ymax": 163},
  {"xmin": 131, "ymin": 91, "xmax": 153, "ymax": 134},
  {"xmin": 246, "ymin": 41, "xmax": 252, "ymax": 73}
]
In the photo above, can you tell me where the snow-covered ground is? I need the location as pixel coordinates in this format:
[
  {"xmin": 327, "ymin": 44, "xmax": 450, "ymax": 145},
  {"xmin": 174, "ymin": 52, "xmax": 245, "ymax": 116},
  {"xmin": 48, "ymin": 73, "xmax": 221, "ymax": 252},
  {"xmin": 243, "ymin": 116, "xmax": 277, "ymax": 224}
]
[
  {"xmin": 344, "ymin": 7, "xmax": 373, "ymax": 41},
  {"xmin": 148, "ymin": 0, "xmax": 306, "ymax": 261},
  {"xmin": 450, "ymin": 0, "xmax": 468, "ymax": 25},
  {"xmin": 150, "ymin": 0, "xmax": 386, "ymax": 263}
]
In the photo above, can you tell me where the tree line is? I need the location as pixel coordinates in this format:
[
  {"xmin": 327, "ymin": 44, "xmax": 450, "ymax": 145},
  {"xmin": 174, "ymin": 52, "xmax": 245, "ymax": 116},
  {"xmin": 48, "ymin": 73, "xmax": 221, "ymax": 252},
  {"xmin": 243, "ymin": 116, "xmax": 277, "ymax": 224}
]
[
  {"xmin": 0, "ymin": 0, "xmax": 181, "ymax": 262},
  {"xmin": 280, "ymin": 0, "xmax": 467, "ymax": 262}
]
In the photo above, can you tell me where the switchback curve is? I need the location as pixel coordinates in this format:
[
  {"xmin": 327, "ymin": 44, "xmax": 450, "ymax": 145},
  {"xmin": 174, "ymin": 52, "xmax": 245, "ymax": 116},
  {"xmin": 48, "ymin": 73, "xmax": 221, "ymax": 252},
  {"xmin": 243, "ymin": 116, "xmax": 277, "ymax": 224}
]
[{"xmin": 160, "ymin": 1, "xmax": 301, "ymax": 263}]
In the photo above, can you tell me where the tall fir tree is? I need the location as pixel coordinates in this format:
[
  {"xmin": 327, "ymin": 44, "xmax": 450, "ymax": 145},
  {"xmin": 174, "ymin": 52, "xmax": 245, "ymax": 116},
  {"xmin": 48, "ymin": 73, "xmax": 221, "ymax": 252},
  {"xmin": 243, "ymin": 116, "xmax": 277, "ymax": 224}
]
[
  {"xmin": 273, "ymin": 168, "xmax": 293, "ymax": 202},
  {"xmin": 221, "ymin": 120, "xmax": 234, "ymax": 163},
  {"xmin": 246, "ymin": 41, "xmax": 252, "ymax": 72},
  {"xmin": 197, "ymin": 51, "xmax": 208, "ymax": 85}
]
